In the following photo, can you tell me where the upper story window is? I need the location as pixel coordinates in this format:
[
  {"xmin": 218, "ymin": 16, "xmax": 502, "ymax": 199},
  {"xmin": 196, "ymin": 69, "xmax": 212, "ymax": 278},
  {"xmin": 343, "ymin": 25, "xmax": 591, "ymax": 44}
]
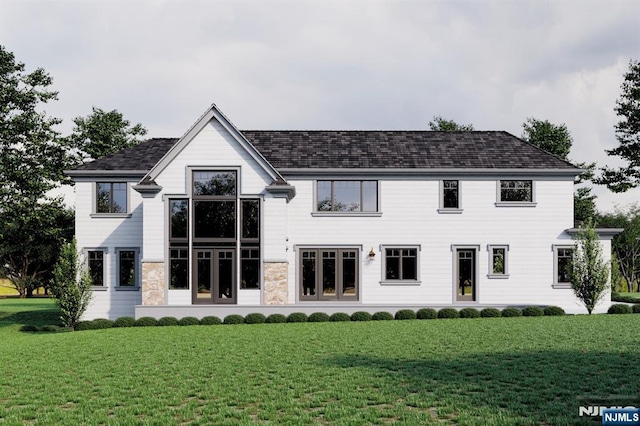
[
  {"xmin": 499, "ymin": 180, "xmax": 533, "ymax": 202},
  {"xmin": 442, "ymin": 180, "xmax": 459, "ymax": 208},
  {"xmin": 316, "ymin": 181, "xmax": 378, "ymax": 212},
  {"xmin": 96, "ymin": 182, "xmax": 127, "ymax": 213},
  {"xmin": 170, "ymin": 199, "xmax": 188, "ymax": 240},
  {"xmin": 193, "ymin": 171, "xmax": 236, "ymax": 196},
  {"xmin": 193, "ymin": 171, "xmax": 237, "ymax": 241}
]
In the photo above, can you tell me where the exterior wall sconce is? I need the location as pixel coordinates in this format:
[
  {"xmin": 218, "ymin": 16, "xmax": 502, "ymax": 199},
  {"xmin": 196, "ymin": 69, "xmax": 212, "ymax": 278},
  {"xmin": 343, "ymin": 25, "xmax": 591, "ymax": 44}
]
[{"xmin": 368, "ymin": 247, "xmax": 376, "ymax": 258}]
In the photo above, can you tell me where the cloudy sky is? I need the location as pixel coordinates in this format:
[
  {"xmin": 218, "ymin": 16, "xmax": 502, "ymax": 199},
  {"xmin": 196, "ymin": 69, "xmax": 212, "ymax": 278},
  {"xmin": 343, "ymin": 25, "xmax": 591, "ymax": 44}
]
[{"xmin": 1, "ymin": 0, "xmax": 639, "ymax": 212}]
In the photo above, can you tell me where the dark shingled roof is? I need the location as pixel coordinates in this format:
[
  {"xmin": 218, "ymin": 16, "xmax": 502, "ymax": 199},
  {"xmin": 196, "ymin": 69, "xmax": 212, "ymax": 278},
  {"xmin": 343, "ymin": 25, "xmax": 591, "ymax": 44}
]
[{"xmin": 73, "ymin": 131, "xmax": 577, "ymax": 172}]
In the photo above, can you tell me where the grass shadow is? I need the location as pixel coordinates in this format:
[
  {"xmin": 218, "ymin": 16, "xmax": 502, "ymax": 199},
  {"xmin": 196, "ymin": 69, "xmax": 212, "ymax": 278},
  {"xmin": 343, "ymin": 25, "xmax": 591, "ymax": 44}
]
[{"xmin": 0, "ymin": 298, "xmax": 61, "ymax": 329}]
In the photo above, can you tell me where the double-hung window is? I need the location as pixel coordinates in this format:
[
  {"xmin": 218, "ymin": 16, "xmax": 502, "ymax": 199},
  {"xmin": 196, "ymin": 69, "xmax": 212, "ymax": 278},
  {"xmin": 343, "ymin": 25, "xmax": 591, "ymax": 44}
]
[
  {"xmin": 87, "ymin": 250, "xmax": 106, "ymax": 287},
  {"xmin": 381, "ymin": 246, "xmax": 420, "ymax": 284},
  {"xmin": 439, "ymin": 180, "xmax": 462, "ymax": 213},
  {"xmin": 316, "ymin": 181, "xmax": 378, "ymax": 213},
  {"xmin": 553, "ymin": 245, "xmax": 574, "ymax": 288},
  {"xmin": 96, "ymin": 182, "xmax": 128, "ymax": 213},
  {"xmin": 487, "ymin": 245, "xmax": 509, "ymax": 278},
  {"xmin": 497, "ymin": 180, "xmax": 536, "ymax": 206},
  {"xmin": 117, "ymin": 248, "xmax": 139, "ymax": 288}
]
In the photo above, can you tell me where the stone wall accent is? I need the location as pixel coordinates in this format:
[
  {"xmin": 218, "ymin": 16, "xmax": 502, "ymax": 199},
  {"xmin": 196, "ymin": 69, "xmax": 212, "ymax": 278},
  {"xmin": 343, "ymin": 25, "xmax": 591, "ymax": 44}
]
[
  {"xmin": 263, "ymin": 262, "xmax": 288, "ymax": 305},
  {"xmin": 142, "ymin": 262, "xmax": 165, "ymax": 306}
]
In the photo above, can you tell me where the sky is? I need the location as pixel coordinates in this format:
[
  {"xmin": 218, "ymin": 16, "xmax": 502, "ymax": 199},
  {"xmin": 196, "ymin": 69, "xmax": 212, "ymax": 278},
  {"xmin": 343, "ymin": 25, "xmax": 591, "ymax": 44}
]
[{"xmin": 1, "ymin": 0, "xmax": 639, "ymax": 213}]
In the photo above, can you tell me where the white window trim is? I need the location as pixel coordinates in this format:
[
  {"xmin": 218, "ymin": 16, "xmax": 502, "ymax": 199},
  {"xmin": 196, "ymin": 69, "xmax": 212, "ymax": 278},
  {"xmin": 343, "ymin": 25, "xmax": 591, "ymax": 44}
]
[
  {"xmin": 495, "ymin": 180, "xmax": 537, "ymax": 207},
  {"xmin": 311, "ymin": 180, "xmax": 382, "ymax": 217},
  {"xmin": 487, "ymin": 244, "xmax": 509, "ymax": 279},
  {"xmin": 115, "ymin": 247, "xmax": 140, "ymax": 290},
  {"xmin": 438, "ymin": 180, "xmax": 463, "ymax": 214},
  {"xmin": 83, "ymin": 247, "xmax": 108, "ymax": 291},
  {"xmin": 379, "ymin": 244, "xmax": 422, "ymax": 285},
  {"xmin": 552, "ymin": 244, "xmax": 574, "ymax": 289},
  {"xmin": 91, "ymin": 181, "xmax": 132, "ymax": 217}
]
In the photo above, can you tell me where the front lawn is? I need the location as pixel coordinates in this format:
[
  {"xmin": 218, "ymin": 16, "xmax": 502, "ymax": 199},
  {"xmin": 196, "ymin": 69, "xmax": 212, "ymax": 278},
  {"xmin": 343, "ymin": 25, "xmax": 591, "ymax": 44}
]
[{"xmin": 0, "ymin": 299, "xmax": 638, "ymax": 425}]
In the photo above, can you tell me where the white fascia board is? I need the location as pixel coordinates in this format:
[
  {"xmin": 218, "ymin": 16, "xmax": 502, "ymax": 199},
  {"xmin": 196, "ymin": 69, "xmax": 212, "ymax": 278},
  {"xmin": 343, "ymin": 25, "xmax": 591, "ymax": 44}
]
[{"xmin": 279, "ymin": 168, "xmax": 582, "ymax": 179}]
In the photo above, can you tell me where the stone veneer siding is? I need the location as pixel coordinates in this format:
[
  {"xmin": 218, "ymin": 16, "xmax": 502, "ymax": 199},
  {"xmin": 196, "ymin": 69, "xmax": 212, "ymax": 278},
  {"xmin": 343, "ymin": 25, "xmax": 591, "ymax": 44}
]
[
  {"xmin": 263, "ymin": 262, "xmax": 288, "ymax": 305},
  {"xmin": 142, "ymin": 262, "xmax": 165, "ymax": 305}
]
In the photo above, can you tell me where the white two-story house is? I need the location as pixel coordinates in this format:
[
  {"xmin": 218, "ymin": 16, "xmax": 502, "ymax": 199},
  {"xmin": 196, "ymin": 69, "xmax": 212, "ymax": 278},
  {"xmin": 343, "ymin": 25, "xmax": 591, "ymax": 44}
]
[{"xmin": 67, "ymin": 103, "xmax": 616, "ymax": 319}]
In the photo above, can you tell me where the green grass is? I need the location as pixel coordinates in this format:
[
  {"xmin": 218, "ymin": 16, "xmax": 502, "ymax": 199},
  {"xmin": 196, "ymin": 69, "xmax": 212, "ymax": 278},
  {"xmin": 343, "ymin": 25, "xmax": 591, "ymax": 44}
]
[
  {"xmin": 1, "ymin": 299, "xmax": 639, "ymax": 425},
  {"xmin": 612, "ymin": 292, "xmax": 640, "ymax": 303}
]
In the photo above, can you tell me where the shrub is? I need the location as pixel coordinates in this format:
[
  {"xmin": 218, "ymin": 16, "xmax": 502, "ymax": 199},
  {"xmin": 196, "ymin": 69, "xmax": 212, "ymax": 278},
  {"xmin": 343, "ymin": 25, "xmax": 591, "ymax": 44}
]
[
  {"xmin": 438, "ymin": 308, "xmax": 459, "ymax": 319},
  {"xmin": 522, "ymin": 306, "xmax": 544, "ymax": 317},
  {"xmin": 633, "ymin": 304, "xmax": 640, "ymax": 314},
  {"xmin": 308, "ymin": 312, "xmax": 330, "ymax": 322},
  {"xmin": 200, "ymin": 316, "xmax": 222, "ymax": 325},
  {"xmin": 287, "ymin": 312, "xmax": 308, "ymax": 323},
  {"xmin": 459, "ymin": 308, "xmax": 480, "ymax": 319},
  {"xmin": 612, "ymin": 293, "xmax": 640, "ymax": 303},
  {"xmin": 265, "ymin": 314, "xmax": 287, "ymax": 324},
  {"xmin": 223, "ymin": 314, "xmax": 245, "ymax": 325},
  {"xmin": 501, "ymin": 308, "xmax": 523, "ymax": 317},
  {"xmin": 135, "ymin": 317, "xmax": 158, "ymax": 327},
  {"xmin": 92, "ymin": 318, "xmax": 114, "ymax": 329},
  {"xmin": 543, "ymin": 306, "xmax": 565, "ymax": 316},
  {"xmin": 178, "ymin": 316, "xmax": 200, "ymax": 326},
  {"xmin": 245, "ymin": 313, "xmax": 266, "ymax": 324},
  {"xmin": 41, "ymin": 325, "xmax": 61, "ymax": 332},
  {"xmin": 416, "ymin": 308, "xmax": 438, "ymax": 320},
  {"xmin": 372, "ymin": 311, "xmax": 394, "ymax": 321},
  {"xmin": 480, "ymin": 308, "xmax": 501, "ymax": 318},
  {"xmin": 608, "ymin": 304, "xmax": 632, "ymax": 314},
  {"xmin": 329, "ymin": 312, "xmax": 351, "ymax": 322},
  {"xmin": 395, "ymin": 309, "xmax": 416, "ymax": 320},
  {"xmin": 157, "ymin": 317, "xmax": 179, "ymax": 327},
  {"xmin": 351, "ymin": 311, "xmax": 372, "ymax": 322},
  {"xmin": 20, "ymin": 324, "xmax": 40, "ymax": 332},
  {"xmin": 75, "ymin": 321, "xmax": 95, "ymax": 331},
  {"xmin": 113, "ymin": 317, "xmax": 136, "ymax": 327}
]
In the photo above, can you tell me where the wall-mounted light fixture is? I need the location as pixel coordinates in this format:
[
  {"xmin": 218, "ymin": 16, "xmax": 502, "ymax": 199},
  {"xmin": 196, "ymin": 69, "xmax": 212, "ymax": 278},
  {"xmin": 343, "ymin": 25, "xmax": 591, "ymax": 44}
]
[{"xmin": 368, "ymin": 247, "xmax": 376, "ymax": 258}]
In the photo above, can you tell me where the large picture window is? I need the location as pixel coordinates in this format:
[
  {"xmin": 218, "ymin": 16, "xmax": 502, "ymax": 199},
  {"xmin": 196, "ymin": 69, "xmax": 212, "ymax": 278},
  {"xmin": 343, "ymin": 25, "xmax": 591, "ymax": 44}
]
[
  {"xmin": 499, "ymin": 180, "xmax": 533, "ymax": 202},
  {"xmin": 299, "ymin": 248, "xmax": 359, "ymax": 300},
  {"xmin": 96, "ymin": 182, "xmax": 127, "ymax": 213},
  {"xmin": 317, "ymin": 181, "xmax": 377, "ymax": 212}
]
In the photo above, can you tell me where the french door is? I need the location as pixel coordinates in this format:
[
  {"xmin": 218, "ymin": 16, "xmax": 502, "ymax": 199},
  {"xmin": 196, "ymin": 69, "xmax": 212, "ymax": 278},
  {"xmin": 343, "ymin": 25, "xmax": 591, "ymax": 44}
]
[
  {"xmin": 193, "ymin": 248, "xmax": 236, "ymax": 304},
  {"xmin": 456, "ymin": 249, "xmax": 476, "ymax": 302}
]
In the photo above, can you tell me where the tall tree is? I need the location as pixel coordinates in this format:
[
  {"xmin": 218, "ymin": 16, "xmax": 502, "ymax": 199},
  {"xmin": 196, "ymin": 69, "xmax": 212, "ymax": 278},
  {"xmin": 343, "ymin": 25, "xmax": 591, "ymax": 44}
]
[
  {"xmin": 70, "ymin": 106, "xmax": 147, "ymax": 160},
  {"xmin": 522, "ymin": 117, "xmax": 597, "ymax": 223},
  {"xmin": 428, "ymin": 116, "xmax": 474, "ymax": 131},
  {"xmin": 597, "ymin": 60, "xmax": 640, "ymax": 192},
  {"xmin": 570, "ymin": 220, "xmax": 610, "ymax": 314},
  {"xmin": 0, "ymin": 45, "xmax": 75, "ymax": 297}
]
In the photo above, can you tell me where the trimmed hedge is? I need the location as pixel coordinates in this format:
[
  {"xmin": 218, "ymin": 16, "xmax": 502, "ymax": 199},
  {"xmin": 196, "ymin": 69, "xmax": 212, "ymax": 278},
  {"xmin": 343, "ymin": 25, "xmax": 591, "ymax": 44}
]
[
  {"xmin": 372, "ymin": 311, "xmax": 394, "ymax": 321},
  {"xmin": 608, "ymin": 304, "xmax": 632, "ymax": 314},
  {"xmin": 438, "ymin": 308, "xmax": 459, "ymax": 319},
  {"xmin": 611, "ymin": 292, "xmax": 640, "ymax": 303},
  {"xmin": 245, "ymin": 313, "xmax": 266, "ymax": 324},
  {"xmin": 329, "ymin": 312, "xmax": 351, "ymax": 322},
  {"xmin": 223, "ymin": 314, "xmax": 245, "ymax": 324},
  {"xmin": 157, "ymin": 317, "xmax": 179, "ymax": 327},
  {"xmin": 114, "ymin": 317, "xmax": 136, "ymax": 327},
  {"xmin": 178, "ymin": 316, "xmax": 201, "ymax": 326},
  {"xmin": 265, "ymin": 314, "xmax": 287, "ymax": 324},
  {"xmin": 459, "ymin": 308, "xmax": 480, "ymax": 319},
  {"xmin": 522, "ymin": 307, "xmax": 544, "ymax": 317},
  {"xmin": 351, "ymin": 311, "xmax": 372, "ymax": 322},
  {"xmin": 501, "ymin": 308, "xmax": 523, "ymax": 317},
  {"xmin": 75, "ymin": 321, "xmax": 95, "ymax": 331},
  {"xmin": 416, "ymin": 308, "xmax": 437, "ymax": 320},
  {"xmin": 308, "ymin": 312, "xmax": 330, "ymax": 322},
  {"xmin": 135, "ymin": 317, "xmax": 158, "ymax": 327},
  {"xmin": 395, "ymin": 309, "xmax": 416, "ymax": 320},
  {"xmin": 200, "ymin": 316, "xmax": 222, "ymax": 325},
  {"xmin": 287, "ymin": 312, "xmax": 308, "ymax": 323},
  {"xmin": 480, "ymin": 308, "xmax": 501, "ymax": 318},
  {"xmin": 633, "ymin": 304, "xmax": 640, "ymax": 314},
  {"xmin": 543, "ymin": 306, "xmax": 565, "ymax": 316},
  {"xmin": 92, "ymin": 318, "xmax": 114, "ymax": 329}
]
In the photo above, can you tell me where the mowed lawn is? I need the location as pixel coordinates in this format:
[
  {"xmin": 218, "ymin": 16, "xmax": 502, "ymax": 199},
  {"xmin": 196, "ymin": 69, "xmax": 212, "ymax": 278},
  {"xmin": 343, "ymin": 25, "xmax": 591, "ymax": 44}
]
[{"xmin": 1, "ymin": 299, "xmax": 639, "ymax": 425}]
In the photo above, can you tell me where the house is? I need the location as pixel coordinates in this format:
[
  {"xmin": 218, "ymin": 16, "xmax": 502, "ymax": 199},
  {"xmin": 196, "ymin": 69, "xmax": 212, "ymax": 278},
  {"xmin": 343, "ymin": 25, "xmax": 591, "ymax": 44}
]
[{"xmin": 66, "ymin": 103, "xmax": 617, "ymax": 319}]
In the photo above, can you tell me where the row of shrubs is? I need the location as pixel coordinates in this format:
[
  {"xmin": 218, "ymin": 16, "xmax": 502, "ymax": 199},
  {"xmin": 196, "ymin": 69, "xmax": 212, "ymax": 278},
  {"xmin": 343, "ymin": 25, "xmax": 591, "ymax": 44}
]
[
  {"xmin": 611, "ymin": 292, "xmax": 640, "ymax": 304},
  {"xmin": 22, "ymin": 304, "xmax": 639, "ymax": 332}
]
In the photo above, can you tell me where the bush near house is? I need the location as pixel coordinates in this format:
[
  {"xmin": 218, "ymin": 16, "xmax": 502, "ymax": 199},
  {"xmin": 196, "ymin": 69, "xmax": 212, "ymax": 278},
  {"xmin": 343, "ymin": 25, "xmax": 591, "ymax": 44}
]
[
  {"xmin": 416, "ymin": 308, "xmax": 438, "ymax": 319},
  {"xmin": 350, "ymin": 311, "xmax": 372, "ymax": 321},
  {"xmin": 135, "ymin": 317, "xmax": 158, "ymax": 327},
  {"xmin": 522, "ymin": 307, "xmax": 544, "ymax": 317},
  {"xmin": 329, "ymin": 312, "xmax": 351, "ymax": 322},
  {"xmin": 481, "ymin": 308, "xmax": 502, "ymax": 318},
  {"xmin": 395, "ymin": 309, "xmax": 416, "ymax": 320},
  {"xmin": 114, "ymin": 317, "xmax": 136, "ymax": 327},
  {"xmin": 201, "ymin": 316, "xmax": 222, "ymax": 325},
  {"xmin": 265, "ymin": 314, "xmax": 286, "ymax": 324},
  {"xmin": 223, "ymin": 314, "xmax": 245, "ymax": 325},
  {"xmin": 372, "ymin": 311, "xmax": 394, "ymax": 321},
  {"xmin": 158, "ymin": 317, "xmax": 179, "ymax": 326},
  {"xmin": 308, "ymin": 312, "xmax": 330, "ymax": 322},
  {"xmin": 459, "ymin": 308, "xmax": 480, "ymax": 318},
  {"xmin": 608, "ymin": 304, "xmax": 632, "ymax": 314},
  {"xmin": 501, "ymin": 308, "xmax": 523, "ymax": 317},
  {"xmin": 286, "ymin": 312, "xmax": 308, "ymax": 323},
  {"xmin": 178, "ymin": 317, "xmax": 200, "ymax": 326},
  {"xmin": 633, "ymin": 304, "xmax": 640, "ymax": 314},
  {"xmin": 244, "ymin": 313, "xmax": 266, "ymax": 324},
  {"xmin": 438, "ymin": 308, "xmax": 459, "ymax": 319},
  {"xmin": 543, "ymin": 306, "xmax": 565, "ymax": 316}
]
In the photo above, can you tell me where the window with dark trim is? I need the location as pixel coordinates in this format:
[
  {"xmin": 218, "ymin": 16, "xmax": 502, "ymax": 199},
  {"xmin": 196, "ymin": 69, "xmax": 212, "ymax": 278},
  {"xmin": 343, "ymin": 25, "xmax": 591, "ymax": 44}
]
[
  {"xmin": 96, "ymin": 182, "xmax": 127, "ymax": 213},
  {"xmin": 87, "ymin": 250, "xmax": 105, "ymax": 286},
  {"xmin": 554, "ymin": 246, "xmax": 573, "ymax": 287},
  {"xmin": 384, "ymin": 248, "xmax": 418, "ymax": 281},
  {"xmin": 317, "ymin": 181, "xmax": 377, "ymax": 212},
  {"xmin": 192, "ymin": 171, "xmax": 237, "ymax": 242},
  {"xmin": 487, "ymin": 245, "xmax": 509, "ymax": 278},
  {"xmin": 442, "ymin": 180, "xmax": 459, "ymax": 209},
  {"xmin": 170, "ymin": 199, "xmax": 188, "ymax": 240},
  {"xmin": 169, "ymin": 248, "xmax": 189, "ymax": 289},
  {"xmin": 241, "ymin": 248, "xmax": 260, "ymax": 289},
  {"xmin": 500, "ymin": 180, "xmax": 532, "ymax": 202},
  {"xmin": 117, "ymin": 249, "xmax": 137, "ymax": 287},
  {"xmin": 299, "ymin": 248, "xmax": 358, "ymax": 300}
]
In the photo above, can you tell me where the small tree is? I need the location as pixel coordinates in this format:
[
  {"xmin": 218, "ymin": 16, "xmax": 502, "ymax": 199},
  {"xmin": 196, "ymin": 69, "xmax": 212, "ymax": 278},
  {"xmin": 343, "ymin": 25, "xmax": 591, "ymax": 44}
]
[
  {"xmin": 570, "ymin": 221, "xmax": 610, "ymax": 314},
  {"xmin": 428, "ymin": 116, "xmax": 474, "ymax": 131},
  {"xmin": 50, "ymin": 240, "xmax": 93, "ymax": 329}
]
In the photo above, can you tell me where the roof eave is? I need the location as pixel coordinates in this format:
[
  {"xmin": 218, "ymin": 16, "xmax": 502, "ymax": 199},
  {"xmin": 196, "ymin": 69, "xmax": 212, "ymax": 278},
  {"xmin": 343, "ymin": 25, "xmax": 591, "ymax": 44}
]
[{"xmin": 278, "ymin": 168, "xmax": 582, "ymax": 179}]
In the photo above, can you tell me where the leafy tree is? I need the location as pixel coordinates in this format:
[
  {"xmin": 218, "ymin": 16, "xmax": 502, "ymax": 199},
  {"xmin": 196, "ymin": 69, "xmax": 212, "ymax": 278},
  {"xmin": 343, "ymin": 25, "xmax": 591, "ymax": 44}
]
[
  {"xmin": 428, "ymin": 116, "xmax": 474, "ymax": 131},
  {"xmin": 0, "ymin": 45, "xmax": 75, "ymax": 296},
  {"xmin": 50, "ymin": 240, "xmax": 93, "ymax": 329},
  {"xmin": 570, "ymin": 220, "xmax": 610, "ymax": 314},
  {"xmin": 70, "ymin": 106, "xmax": 147, "ymax": 160},
  {"xmin": 597, "ymin": 60, "xmax": 640, "ymax": 192}
]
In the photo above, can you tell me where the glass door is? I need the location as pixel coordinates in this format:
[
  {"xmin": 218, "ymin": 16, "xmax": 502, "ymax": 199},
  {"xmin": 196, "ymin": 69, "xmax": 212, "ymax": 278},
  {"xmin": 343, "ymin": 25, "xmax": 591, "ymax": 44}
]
[
  {"xmin": 193, "ymin": 248, "xmax": 236, "ymax": 304},
  {"xmin": 456, "ymin": 249, "xmax": 476, "ymax": 302}
]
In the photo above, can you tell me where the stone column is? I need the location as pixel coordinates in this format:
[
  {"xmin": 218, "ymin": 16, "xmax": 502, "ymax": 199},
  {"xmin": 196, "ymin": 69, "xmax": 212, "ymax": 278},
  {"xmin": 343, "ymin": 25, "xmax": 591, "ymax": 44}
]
[
  {"xmin": 142, "ymin": 262, "xmax": 165, "ymax": 305},
  {"xmin": 263, "ymin": 262, "xmax": 288, "ymax": 305}
]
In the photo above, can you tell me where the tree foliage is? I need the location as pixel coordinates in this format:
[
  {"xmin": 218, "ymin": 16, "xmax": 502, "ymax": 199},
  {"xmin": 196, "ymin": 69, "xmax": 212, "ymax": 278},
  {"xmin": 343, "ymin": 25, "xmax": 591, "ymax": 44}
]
[
  {"xmin": 50, "ymin": 240, "xmax": 93, "ymax": 329},
  {"xmin": 570, "ymin": 220, "xmax": 610, "ymax": 314},
  {"xmin": 597, "ymin": 60, "xmax": 640, "ymax": 192},
  {"xmin": 428, "ymin": 116, "xmax": 474, "ymax": 131},
  {"xmin": 70, "ymin": 106, "xmax": 147, "ymax": 160},
  {"xmin": 0, "ymin": 45, "xmax": 75, "ymax": 296}
]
